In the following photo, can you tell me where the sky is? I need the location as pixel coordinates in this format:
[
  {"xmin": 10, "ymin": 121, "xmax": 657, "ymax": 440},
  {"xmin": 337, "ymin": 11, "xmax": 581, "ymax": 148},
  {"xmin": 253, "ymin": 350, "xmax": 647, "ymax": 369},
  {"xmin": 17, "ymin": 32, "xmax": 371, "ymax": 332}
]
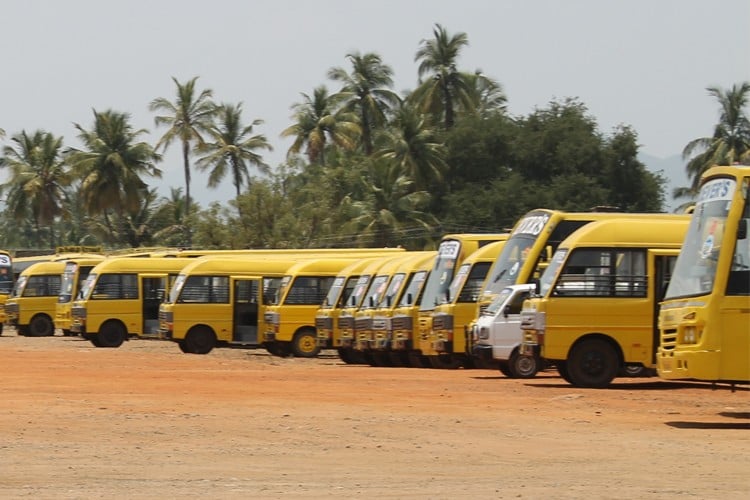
[{"xmin": 1, "ymin": 0, "xmax": 749, "ymax": 210}]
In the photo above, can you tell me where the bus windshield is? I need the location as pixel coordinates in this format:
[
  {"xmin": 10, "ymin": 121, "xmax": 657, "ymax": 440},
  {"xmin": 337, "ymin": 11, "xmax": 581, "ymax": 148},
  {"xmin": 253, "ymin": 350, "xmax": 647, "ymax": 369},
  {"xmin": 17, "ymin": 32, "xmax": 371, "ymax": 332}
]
[
  {"xmin": 378, "ymin": 272, "xmax": 406, "ymax": 308},
  {"xmin": 538, "ymin": 249, "xmax": 568, "ymax": 296},
  {"xmin": 665, "ymin": 177, "xmax": 735, "ymax": 299},
  {"xmin": 483, "ymin": 234, "xmax": 538, "ymax": 295},
  {"xmin": 167, "ymin": 275, "xmax": 187, "ymax": 303},
  {"xmin": 10, "ymin": 275, "xmax": 28, "ymax": 298},
  {"xmin": 79, "ymin": 274, "xmax": 97, "ymax": 300},
  {"xmin": 398, "ymin": 270, "xmax": 428, "ymax": 307},
  {"xmin": 0, "ymin": 255, "xmax": 12, "ymax": 294},
  {"xmin": 420, "ymin": 240, "xmax": 461, "ymax": 311},
  {"xmin": 59, "ymin": 263, "xmax": 78, "ymax": 303},
  {"xmin": 321, "ymin": 276, "xmax": 346, "ymax": 308}
]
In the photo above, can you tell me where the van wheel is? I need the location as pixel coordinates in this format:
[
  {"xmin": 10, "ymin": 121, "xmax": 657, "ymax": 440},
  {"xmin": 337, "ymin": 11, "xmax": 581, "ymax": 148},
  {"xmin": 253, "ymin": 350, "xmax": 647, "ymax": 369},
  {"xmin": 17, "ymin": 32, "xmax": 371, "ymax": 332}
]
[
  {"xmin": 96, "ymin": 321, "xmax": 127, "ymax": 348},
  {"xmin": 508, "ymin": 349, "xmax": 540, "ymax": 378},
  {"xmin": 28, "ymin": 315, "xmax": 55, "ymax": 337},
  {"xmin": 183, "ymin": 326, "xmax": 216, "ymax": 354},
  {"xmin": 567, "ymin": 338, "xmax": 619, "ymax": 388},
  {"xmin": 291, "ymin": 329, "xmax": 320, "ymax": 358},
  {"xmin": 498, "ymin": 361, "xmax": 513, "ymax": 377}
]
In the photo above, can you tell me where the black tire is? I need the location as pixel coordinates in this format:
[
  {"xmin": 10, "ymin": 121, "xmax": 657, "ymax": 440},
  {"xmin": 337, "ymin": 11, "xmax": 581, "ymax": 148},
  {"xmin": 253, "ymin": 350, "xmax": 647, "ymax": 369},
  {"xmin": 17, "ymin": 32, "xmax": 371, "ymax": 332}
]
[
  {"xmin": 567, "ymin": 338, "xmax": 619, "ymax": 388},
  {"xmin": 27, "ymin": 315, "xmax": 55, "ymax": 337},
  {"xmin": 428, "ymin": 354, "xmax": 465, "ymax": 370},
  {"xmin": 619, "ymin": 364, "xmax": 651, "ymax": 377},
  {"xmin": 388, "ymin": 350, "xmax": 410, "ymax": 367},
  {"xmin": 507, "ymin": 349, "xmax": 540, "ymax": 379},
  {"xmin": 407, "ymin": 351, "xmax": 431, "ymax": 368},
  {"xmin": 556, "ymin": 361, "xmax": 574, "ymax": 384},
  {"xmin": 266, "ymin": 342, "xmax": 292, "ymax": 357},
  {"xmin": 183, "ymin": 326, "xmax": 216, "ymax": 354},
  {"xmin": 96, "ymin": 321, "xmax": 127, "ymax": 348},
  {"xmin": 337, "ymin": 347, "xmax": 360, "ymax": 364},
  {"xmin": 498, "ymin": 361, "xmax": 513, "ymax": 377},
  {"xmin": 291, "ymin": 329, "xmax": 320, "ymax": 358},
  {"xmin": 370, "ymin": 351, "xmax": 393, "ymax": 367}
]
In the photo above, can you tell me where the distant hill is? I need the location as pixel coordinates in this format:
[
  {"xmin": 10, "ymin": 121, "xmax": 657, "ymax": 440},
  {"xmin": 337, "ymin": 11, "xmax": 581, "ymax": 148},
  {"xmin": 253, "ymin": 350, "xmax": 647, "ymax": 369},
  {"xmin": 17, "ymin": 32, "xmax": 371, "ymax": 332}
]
[{"xmin": 638, "ymin": 153, "xmax": 692, "ymax": 213}]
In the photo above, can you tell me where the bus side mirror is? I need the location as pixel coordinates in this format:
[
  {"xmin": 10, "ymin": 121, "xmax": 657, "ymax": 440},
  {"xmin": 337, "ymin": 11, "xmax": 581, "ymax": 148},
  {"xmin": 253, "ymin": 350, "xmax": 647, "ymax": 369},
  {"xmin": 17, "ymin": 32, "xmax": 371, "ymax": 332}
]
[
  {"xmin": 532, "ymin": 278, "xmax": 541, "ymax": 296},
  {"xmin": 386, "ymin": 295, "xmax": 392, "ymax": 307},
  {"xmin": 407, "ymin": 293, "xmax": 413, "ymax": 305},
  {"xmin": 738, "ymin": 219, "xmax": 747, "ymax": 240},
  {"xmin": 369, "ymin": 296, "xmax": 374, "ymax": 307}
]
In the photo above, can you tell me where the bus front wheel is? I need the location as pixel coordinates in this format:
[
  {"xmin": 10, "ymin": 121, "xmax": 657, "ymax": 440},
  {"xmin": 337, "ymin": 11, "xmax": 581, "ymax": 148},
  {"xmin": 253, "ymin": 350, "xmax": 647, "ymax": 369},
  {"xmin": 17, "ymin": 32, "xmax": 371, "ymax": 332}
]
[
  {"xmin": 96, "ymin": 321, "xmax": 127, "ymax": 348},
  {"xmin": 28, "ymin": 314, "xmax": 55, "ymax": 337},
  {"xmin": 292, "ymin": 329, "xmax": 320, "ymax": 358},
  {"xmin": 182, "ymin": 326, "xmax": 216, "ymax": 354},
  {"xmin": 567, "ymin": 338, "xmax": 619, "ymax": 388}
]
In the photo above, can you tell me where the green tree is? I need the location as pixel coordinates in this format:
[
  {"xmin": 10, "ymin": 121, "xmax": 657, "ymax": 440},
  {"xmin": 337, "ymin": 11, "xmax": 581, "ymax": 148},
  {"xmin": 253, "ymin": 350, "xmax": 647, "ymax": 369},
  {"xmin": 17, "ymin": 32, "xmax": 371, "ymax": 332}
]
[
  {"xmin": 341, "ymin": 157, "xmax": 438, "ymax": 248},
  {"xmin": 681, "ymin": 82, "xmax": 750, "ymax": 192},
  {"xmin": 412, "ymin": 23, "xmax": 481, "ymax": 129},
  {"xmin": 196, "ymin": 102, "xmax": 273, "ymax": 216},
  {"xmin": 328, "ymin": 52, "xmax": 399, "ymax": 155},
  {"xmin": 67, "ymin": 109, "xmax": 161, "ymax": 245},
  {"xmin": 281, "ymin": 86, "xmax": 360, "ymax": 165},
  {"xmin": 0, "ymin": 129, "xmax": 70, "ymax": 247},
  {"xmin": 149, "ymin": 76, "xmax": 216, "ymax": 244},
  {"xmin": 375, "ymin": 102, "xmax": 447, "ymax": 193}
]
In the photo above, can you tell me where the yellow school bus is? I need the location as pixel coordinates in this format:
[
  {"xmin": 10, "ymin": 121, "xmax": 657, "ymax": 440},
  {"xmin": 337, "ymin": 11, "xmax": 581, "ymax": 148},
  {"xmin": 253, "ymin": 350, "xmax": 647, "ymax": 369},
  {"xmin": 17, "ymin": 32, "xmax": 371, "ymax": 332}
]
[
  {"xmin": 336, "ymin": 255, "xmax": 404, "ymax": 353},
  {"xmin": 0, "ymin": 250, "xmax": 13, "ymax": 334},
  {"xmin": 350, "ymin": 251, "xmax": 437, "ymax": 366},
  {"xmin": 366, "ymin": 252, "xmax": 437, "ymax": 366},
  {"xmin": 519, "ymin": 217, "xmax": 689, "ymax": 387},
  {"xmin": 657, "ymin": 165, "xmax": 750, "ymax": 385},
  {"xmin": 477, "ymin": 210, "xmax": 689, "ymax": 313},
  {"xmin": 263, "ymin": 257, "xmax": 365, "ymax": 357},
  {"xmin": 160, "ymin": 257, "xmax": 308, "ymax": 354},
  {"xmin": 414, "ymin": 233, "xmax": 509, "ymax": 368},
  {"xmin": 315, "ymin": 256, "xmax": 394, "ymax": 355},
  {"xmin": 426, "ymin": 238, "xmax": 508, "ymax": 366},
  {"xmin": 55, "ymin": 257, "xmax": 108, "ymax": 335},
  {"xmin": 71, "ymin": 257, "xmax": 194, "ymax": 347},
  {"xmin": 5, "ymin": 261, "xmax": 65, "ymax": 337}
]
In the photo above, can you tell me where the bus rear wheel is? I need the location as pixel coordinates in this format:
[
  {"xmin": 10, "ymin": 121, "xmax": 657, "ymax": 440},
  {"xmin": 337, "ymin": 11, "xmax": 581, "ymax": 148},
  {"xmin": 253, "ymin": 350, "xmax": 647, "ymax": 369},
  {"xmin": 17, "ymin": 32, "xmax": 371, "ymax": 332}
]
[
  {"xmin": 96, "ymin": 321, "xmax": 127, "ymax": 348},
  {"xmin": 28, "ymin": 315, "xmax": 55, "ymax": 337},
  {"xmin": 182, "ymin": 326, "xmax": 216, "ymax": 354},
  {"xmin": 292, "ymin": 329, "xmax": 320, "ymax": 358},
  {"xmin": 567, "ymin": 338, "xmax": 619, "ymax": 388}
]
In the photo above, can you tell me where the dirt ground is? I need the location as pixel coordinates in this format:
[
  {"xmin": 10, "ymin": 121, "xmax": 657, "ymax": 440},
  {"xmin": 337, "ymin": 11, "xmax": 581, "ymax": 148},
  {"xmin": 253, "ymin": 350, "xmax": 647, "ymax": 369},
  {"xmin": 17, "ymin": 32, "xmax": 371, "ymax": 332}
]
[{"xmin": 0, "ymin": 330, "xmax": 748, "ymax": 499}]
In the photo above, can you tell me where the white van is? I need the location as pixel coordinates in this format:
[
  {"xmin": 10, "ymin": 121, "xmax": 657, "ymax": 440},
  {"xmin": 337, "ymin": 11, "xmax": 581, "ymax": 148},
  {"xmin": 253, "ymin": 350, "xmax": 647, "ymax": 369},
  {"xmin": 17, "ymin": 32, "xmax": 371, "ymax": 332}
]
[{"xmin": 470, "ymin": 284, "xmax": 538, "ymax": 378}]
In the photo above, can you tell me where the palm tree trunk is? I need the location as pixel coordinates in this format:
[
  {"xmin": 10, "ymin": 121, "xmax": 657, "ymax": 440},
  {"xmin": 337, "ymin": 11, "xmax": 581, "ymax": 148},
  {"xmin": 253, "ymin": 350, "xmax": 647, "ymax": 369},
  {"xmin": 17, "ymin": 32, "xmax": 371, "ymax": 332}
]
[{"xmin": 182, "ymin": 140, "xmax": 192, "ymax": 247}]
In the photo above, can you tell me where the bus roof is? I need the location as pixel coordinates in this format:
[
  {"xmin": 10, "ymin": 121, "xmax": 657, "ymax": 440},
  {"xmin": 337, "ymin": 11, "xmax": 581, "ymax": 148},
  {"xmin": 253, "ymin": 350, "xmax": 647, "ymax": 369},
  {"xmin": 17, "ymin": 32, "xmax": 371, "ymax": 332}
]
[
  {"xmin": 88, "ymin": 257, "xmax": 196, "ymax": 274},
  {"xmin": 177, "ymin": 256, "xmax": 310, "ymax": 276},
  {"xmin": 18, "ymin": 260, "xmax": 67, "ymax": 276},
  {"xmin": 557, "ymin": 217, "xmax": 690, "ymax": 249}
]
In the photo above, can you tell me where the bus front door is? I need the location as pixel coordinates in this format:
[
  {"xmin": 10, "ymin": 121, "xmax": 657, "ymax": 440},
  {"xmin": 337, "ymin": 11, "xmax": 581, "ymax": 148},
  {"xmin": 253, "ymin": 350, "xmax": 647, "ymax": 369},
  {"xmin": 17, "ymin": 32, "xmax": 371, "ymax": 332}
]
[{"xmin": 234, "ymin": 278, "xmax": 260, "ymax": 344}]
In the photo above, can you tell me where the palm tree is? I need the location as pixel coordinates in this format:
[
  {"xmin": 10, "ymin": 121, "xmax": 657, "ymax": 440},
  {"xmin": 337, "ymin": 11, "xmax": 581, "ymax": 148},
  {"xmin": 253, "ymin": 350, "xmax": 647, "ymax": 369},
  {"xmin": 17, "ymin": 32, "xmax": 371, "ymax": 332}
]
[
  {"xmin": 152, "ymin": 187, "xmax": 190, "ymax": 247},
  {"xmin": 681, "ymin": 82, "xmax": 750, "ymax": 191},
  {"xmin": 412, "ymin": 23, "xmax": 478, "ymax": 129},
  {"xmin": 341, "ymin": 156, "xmax": 438, "ymax": 247},
  {"xmin": 66, "ymin": 109, "xmax": 161, "ymax": 244},
  {"xmin": 280, "ymin": 86, "xmax": 360, "ymax": 165},
  {"xmin": 149, "ymin": 76, "xmax": 216, "ymax": 245},
  {"xmin": 328, "ymin": 52, "xmax": 400, "ymax": 155},
  {"xmin": 0, "ymin": 129, "xmax": 70, "ymax": 247},
  {"xmin": 375, "ymin": 102, "xmax": 448, "ymax": 192},
  {"xmin": 196, "ymin": 102, "xmax": 273, "ymax": 216}
]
